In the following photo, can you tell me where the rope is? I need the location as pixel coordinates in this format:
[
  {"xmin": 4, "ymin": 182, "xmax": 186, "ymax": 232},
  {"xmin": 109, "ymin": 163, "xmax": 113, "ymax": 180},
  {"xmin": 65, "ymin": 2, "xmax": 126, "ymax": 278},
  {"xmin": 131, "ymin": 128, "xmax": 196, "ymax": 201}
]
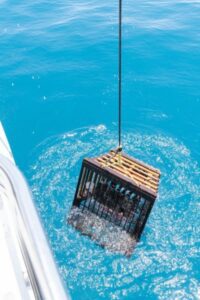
[
  {"xmin": 103, "ymin": 0, "xmax": 123, "ymax": 168},
  {"xmin": 118, "ymin": 0, "xmax": 122, "ymax": 152}
]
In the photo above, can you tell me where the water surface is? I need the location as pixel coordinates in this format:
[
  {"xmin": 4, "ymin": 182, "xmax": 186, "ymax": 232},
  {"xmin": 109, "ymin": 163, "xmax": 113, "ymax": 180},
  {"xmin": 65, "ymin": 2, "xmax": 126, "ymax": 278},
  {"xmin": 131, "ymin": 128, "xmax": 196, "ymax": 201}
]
[{"xmin": 0, "ymin": 0, "xmax": 200, "ymax": 299}]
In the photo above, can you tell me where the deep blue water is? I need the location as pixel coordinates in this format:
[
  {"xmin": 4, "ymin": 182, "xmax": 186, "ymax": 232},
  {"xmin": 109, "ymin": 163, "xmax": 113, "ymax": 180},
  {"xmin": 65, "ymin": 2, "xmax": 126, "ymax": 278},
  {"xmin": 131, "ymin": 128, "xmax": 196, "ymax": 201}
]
[{"xmin": 0, "ymin": 1, "xmax": 200, "ymax": 299}]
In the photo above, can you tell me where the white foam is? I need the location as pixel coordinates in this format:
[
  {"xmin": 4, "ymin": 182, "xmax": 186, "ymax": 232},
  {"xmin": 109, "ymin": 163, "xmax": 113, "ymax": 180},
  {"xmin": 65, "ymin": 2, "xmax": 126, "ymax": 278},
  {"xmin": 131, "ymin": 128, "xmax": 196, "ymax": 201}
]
[{"xmin": 29, "ymin": 126, "xmax": 200, "ymax": 300}]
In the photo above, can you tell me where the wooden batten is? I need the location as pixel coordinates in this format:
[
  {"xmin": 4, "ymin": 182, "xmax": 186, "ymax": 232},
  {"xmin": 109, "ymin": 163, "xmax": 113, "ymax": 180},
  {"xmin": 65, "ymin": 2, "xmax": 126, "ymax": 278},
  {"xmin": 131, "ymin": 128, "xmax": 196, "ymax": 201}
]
[{"xmin": 84, "ymin": 150, "xmax": 160, "ymax": 201}]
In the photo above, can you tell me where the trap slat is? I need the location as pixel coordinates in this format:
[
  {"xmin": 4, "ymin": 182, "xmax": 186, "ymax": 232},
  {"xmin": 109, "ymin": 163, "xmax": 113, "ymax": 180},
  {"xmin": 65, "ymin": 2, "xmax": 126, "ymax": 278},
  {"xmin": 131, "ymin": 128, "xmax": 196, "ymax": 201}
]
[
  {"xmin": 97, "ymin": 156, "xmax": 158, "ymax": 192},
  {"xmin": 111, "ymin": 150, "xmax": 160, "ymax": 175},
  {"xmin": 97, "ymin": 157, "xmax": 156, "ymax": 192},
  {"xmin": 103, "ymin": 153, "xmax": 159, "ymax": 182},
  {"xmin": 109, "ymin": 152, "xmax": 160, "ymax": 181},
  {"xmin": 108, "ymin": 151, "xmax": 160, "ymax": 179},
  {"xmin": 96, "ymin": 151, "xmax": 160, "ymax": 194}
]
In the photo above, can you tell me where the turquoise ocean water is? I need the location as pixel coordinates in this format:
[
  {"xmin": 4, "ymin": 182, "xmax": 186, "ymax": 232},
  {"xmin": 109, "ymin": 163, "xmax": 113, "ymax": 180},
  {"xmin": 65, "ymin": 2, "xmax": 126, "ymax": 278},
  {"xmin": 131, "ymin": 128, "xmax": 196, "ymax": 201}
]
[{"xmin": 0, "ymin": 1, "xmax": 200, "ymax": 299}]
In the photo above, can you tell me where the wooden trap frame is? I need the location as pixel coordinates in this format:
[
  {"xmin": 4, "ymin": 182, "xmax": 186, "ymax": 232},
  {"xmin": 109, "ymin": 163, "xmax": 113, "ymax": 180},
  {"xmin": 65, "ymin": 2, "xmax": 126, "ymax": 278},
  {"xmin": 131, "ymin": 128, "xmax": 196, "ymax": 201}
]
[{"xmin": 68, "ymin": 150, "xmax": 161, "ymax": 255}]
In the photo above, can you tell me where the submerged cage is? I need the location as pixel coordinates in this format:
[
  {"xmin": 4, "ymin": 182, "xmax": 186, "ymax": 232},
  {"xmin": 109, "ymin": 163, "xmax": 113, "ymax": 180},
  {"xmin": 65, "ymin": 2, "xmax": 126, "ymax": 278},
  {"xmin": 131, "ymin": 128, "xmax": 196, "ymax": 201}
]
[{"xmin": 68, "ymin": 150, "xmax": 161, "ymax": 255}]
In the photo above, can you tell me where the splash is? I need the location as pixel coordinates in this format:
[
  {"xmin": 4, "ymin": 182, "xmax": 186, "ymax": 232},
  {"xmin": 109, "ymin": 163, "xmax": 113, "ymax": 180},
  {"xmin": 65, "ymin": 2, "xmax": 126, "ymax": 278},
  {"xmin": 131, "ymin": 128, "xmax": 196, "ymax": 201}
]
[{"xmin": 29, "ymin": 125, "xmax": 200, "ymax": 300}]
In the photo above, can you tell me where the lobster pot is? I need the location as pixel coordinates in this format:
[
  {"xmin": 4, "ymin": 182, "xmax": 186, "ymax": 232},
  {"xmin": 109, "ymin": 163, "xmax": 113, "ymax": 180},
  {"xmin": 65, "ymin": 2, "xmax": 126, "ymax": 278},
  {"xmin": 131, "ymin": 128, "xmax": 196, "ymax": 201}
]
[{"xmin": 68, "ymin": 150, "xmax": 160, "ymax": 254}]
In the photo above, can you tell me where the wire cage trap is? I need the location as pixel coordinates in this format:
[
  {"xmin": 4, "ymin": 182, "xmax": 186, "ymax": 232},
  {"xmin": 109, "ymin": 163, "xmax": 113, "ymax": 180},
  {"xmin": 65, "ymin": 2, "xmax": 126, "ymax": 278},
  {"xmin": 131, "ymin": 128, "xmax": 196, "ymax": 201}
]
[{"xmin": 68, "ymin": 150, "xmax": 161, "ymax": 256}]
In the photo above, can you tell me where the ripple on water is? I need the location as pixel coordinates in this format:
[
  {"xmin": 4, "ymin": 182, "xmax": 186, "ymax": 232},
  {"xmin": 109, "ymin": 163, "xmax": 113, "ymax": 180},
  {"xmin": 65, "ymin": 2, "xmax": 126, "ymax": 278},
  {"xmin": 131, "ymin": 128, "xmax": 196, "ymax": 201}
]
[{"xmin": 29, "ymin": 125, "xmax": 200, "ymax": 300}]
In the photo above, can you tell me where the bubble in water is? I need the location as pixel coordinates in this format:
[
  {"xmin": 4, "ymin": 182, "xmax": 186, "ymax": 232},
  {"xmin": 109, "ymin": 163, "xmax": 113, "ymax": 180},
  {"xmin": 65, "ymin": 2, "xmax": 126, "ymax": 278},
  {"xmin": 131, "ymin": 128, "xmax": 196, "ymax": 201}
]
[{"xmin": 28, "ymin": 125, "xmax": 200, "ymax": 300}]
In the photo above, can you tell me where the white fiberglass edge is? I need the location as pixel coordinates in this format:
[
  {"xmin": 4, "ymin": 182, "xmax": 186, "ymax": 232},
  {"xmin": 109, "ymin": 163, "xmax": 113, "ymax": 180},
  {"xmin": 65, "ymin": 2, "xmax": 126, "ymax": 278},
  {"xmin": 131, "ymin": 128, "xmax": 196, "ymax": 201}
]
[
  {"xmin": 0, "ymin": 122, "xmax": 14, "ymax": 163},
  {"xmin": 0, "ymin": 122, "xmax": 70, "ymax": 300}
]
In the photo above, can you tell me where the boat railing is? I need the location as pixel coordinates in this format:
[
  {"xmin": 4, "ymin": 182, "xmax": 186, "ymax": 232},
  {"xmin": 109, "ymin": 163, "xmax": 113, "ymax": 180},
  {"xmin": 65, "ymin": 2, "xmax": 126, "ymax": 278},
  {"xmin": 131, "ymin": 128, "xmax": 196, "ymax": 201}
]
[{"xmin": 0, "ymin": 154, "xmax": 70, "ymax": 300}]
